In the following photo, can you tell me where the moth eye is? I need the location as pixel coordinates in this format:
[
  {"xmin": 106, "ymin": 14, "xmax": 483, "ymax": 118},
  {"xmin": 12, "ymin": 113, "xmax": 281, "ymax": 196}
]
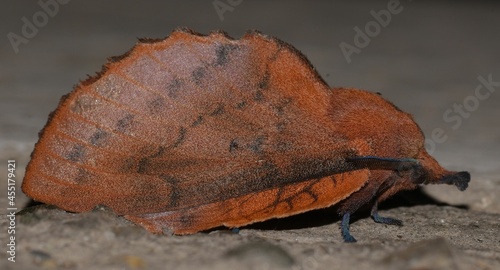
[
  {"xmin": 395, "ymin": 163, "xmax": 412, "ymax": 177},
  {"xmin": 395, "ymin": 162, "xmax": 426, "ymax": 183},
  {"xmin": 411, "ymin": 167, "xmax": 427, "ymax": 184}
]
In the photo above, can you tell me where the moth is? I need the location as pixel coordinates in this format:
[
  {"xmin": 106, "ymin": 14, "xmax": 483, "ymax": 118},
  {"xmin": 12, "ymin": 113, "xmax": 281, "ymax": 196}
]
[{"xmin": 22, "ymin": 28, "xmax": 470, "ymax": 242}]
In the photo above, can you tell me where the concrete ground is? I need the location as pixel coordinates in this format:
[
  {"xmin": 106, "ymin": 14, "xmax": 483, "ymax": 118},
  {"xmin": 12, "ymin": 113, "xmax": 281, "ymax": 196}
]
[{"xmin": 1, "ymin": 1, "xmax": 499, "ymax": 269}]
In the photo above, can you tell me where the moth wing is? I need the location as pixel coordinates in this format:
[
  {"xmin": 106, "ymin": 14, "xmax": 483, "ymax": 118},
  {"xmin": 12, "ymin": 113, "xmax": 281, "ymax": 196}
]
[
  {"xmin": 22, "ymin": 29, "xmax": 365, "ymax": 216},
  {"xmin": 125, "ymin": 170, "xmax": 370, "ymax": 234}
]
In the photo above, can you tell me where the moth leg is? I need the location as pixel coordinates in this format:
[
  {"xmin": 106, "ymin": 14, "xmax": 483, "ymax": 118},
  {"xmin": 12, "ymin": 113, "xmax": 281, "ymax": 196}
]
[
  {"xmin": 338, "ymin": 174, "xmax": 380, "ymax": 243},
  {"xmin": 341, "ymin": 213, "xmax": 357, "ymax": 243},
  {"xmin": 371, "ymin": 201, "xmax": 403, "ymax": 226}
]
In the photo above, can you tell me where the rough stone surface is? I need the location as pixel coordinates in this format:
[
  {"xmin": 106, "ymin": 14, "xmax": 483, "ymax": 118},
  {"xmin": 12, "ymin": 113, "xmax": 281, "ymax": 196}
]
[{"xmin": 1, "ymin": 205, "xmax": 499, "ymax": 270}]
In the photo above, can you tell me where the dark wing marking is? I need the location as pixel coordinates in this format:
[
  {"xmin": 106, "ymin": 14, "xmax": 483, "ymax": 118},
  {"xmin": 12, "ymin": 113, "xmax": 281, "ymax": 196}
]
[{"xmin": 347, "ymin": 156, "xmax": 419, "ymax": 171}]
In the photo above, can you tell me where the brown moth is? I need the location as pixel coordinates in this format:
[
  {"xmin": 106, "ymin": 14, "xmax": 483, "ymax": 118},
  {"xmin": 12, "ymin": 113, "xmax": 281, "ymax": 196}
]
[{"xmin": 22, "ymin": 28, "xmax": 470, "ymax": 242}]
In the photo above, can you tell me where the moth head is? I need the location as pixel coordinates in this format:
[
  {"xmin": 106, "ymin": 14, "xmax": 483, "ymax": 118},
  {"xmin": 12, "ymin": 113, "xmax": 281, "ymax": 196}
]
[{"xmin": 410, "ymin": 149, "xmax": 470, "ymax": 191}]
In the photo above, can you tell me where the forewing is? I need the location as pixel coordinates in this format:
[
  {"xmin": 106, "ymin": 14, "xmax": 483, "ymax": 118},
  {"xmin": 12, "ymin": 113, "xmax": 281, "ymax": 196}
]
[{"xmin": 22, "ymin": 29, "xmax": 361, "ymax": 215}]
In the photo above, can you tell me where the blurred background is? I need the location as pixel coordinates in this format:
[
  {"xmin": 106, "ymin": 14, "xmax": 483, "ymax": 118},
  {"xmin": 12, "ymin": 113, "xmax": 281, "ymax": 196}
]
[{"xmin": 1, "ymin": 0, "xmax": 499, "ymax": 212}]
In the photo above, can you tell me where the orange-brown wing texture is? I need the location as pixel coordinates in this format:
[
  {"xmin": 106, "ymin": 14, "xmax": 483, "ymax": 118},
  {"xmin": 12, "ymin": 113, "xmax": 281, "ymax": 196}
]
[
  {"xmin": 126, "ymin": 170, "xmax": 370, "ymax": 234},
  {"xmin": 22, "ymin": 29, "xmax": 367, "ymax": 228}
]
